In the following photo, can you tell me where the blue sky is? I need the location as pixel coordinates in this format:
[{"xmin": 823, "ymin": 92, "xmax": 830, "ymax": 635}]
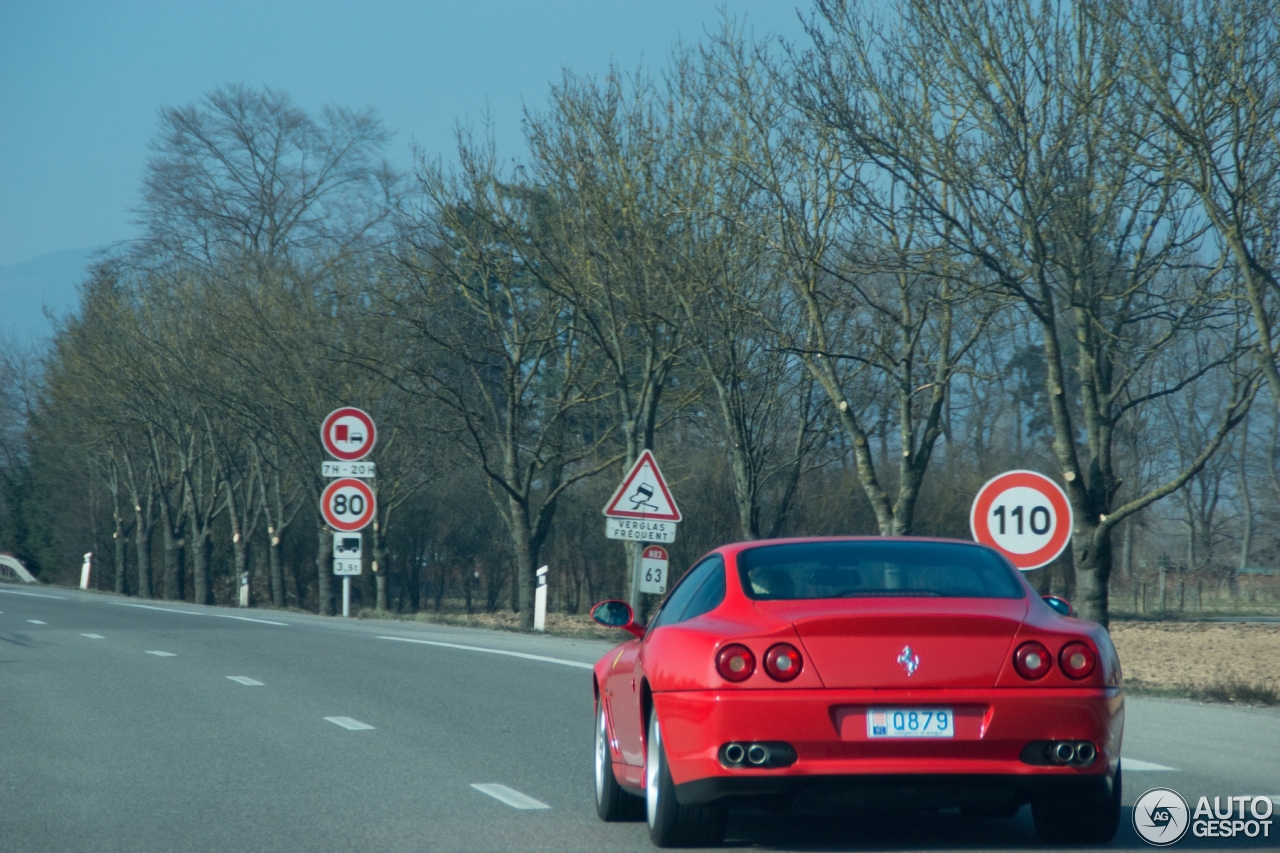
[{"xmin": 0, "ymin": 1, "xmax": 809, "ymax": 267}]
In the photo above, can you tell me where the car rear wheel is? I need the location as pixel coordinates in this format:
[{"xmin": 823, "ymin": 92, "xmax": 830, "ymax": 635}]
[
  {"xmin": 595, "ymin": 701, "xmax": 644, "ymax": 821},
  {"xmin": 645, "ymin": 709, "xmax": 727, "ymax": 847},
  {"xmin": 1031, "ymin": 766, "xmax": 1121, "ymax": 844}
]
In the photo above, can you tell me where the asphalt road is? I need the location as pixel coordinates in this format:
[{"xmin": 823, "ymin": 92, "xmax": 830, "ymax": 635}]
[{"xmin": 2, "ymin": 583, "xmax": 1277, "ymax": 853}]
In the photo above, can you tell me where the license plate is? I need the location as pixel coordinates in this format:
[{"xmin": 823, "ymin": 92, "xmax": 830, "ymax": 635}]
[{"xmin": 866, "ymin": 707, "xmax": 954, "ymax": 738}]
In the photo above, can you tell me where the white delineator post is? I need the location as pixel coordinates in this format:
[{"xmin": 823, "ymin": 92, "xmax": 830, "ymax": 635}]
[
  {"xmin": 534, "ymin": 565, "xmax": 548, "ymax": 632},
  {"xmin": 79, "ymin": 552, "xmax": 92, "ymax": 590}
]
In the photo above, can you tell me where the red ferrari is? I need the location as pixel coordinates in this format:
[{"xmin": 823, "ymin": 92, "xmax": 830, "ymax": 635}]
[{"xmin": 590, "ymin": 537, "xmax": 1123, "ymax": 847}]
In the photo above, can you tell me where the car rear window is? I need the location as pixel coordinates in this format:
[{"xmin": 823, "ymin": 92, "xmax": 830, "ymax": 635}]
[{"xmin": 737, "ymin": 541, "xmax": 1024, "ymax": 600}]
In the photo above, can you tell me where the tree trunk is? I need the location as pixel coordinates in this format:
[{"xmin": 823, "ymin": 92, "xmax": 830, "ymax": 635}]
[
  {"xmin": 267, "ymin": 526, "xmax": 284, "ymax": 607},
  {"xmin": 190, "ymin": 514, "xmax": 212, "ymax": 606},
  {"xmin": 134, "ymin": 505, "xmax": 153, "ymax": 598},
  {"xmin": 233, "ymin": 531, "xmax": 248, "ymax": 606},
  {"xmin": 373, "ymin": 524, "xmax": 389, "ymax": 612},
  {"xmin": 509, "ymin": 498, "xmax": 537, "ymax": 630},
  {"xmin": 113, "ymin": 526, "xmax": 127, "ymax": 596},
  {"xmin": 1073, "ymin": 524, "xmax": 1113, "ymax": 628},
  {"xmin": 160, "ymin": 501, "xmax": 184, "ymax": 601},
  {"xmin": 316, "ymin": 525, "xmax": 333, "ymax": 616}
]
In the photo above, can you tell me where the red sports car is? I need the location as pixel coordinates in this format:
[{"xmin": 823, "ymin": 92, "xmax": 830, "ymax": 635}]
[{"xmin": 590, "ymin": 537, "xmax": 1123, "ymax": 847}]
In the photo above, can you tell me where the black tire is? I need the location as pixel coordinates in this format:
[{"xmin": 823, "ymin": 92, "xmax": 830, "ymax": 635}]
[
  {"xmin": 595, "ymin": 701, "xmax": 644, "ymax": 821},
  {"xmin": 1032, "ymin": 767, "xmax": 1122, "ymax": 844},
  {"xmin": 645, "ymin": 710, "xmax": 728, "ymax": 847}
]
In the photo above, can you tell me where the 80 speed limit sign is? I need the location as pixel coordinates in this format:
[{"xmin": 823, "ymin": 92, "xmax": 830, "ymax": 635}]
[
  {"xmin": 970, "ymin": 470, "xmax": 1072, "ymax": 570},
  {"xmin": 320, "ymin": 477, "xmax": 376, "ymax": 532}
]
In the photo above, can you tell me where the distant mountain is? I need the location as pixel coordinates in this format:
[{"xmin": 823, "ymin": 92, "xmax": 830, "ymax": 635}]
[{"xmin": 0, "ymin": 247, "xmax": 97, "ymax": 343}]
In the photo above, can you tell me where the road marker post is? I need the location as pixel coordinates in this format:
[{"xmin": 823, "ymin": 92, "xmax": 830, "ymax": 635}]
[
  {"xmin": 79, "ymin": 552, "xmax": 92, "ymax": 589},
  {"xmin": 534, "ymin": 565, "xmax": 548, "ymax": 632}
]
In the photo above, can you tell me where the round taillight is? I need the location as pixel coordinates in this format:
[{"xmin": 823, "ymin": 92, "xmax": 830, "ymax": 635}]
[
  {"xmin": 1059, "ymin": 641, "xmax": 1096, "ymax": 679},
  {"xmin": 716, "ymin": 644, "xmax": 756, "ymax": 683},
  {"xmin": 1014, "ymin": 641, "xmax": 1052, "ymax": 680},
  {"xmin": 763, "ymin": 643, "xmax": 803, "ymax": 682}
]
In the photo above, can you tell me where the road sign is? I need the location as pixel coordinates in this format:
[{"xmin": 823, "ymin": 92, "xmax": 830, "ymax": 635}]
[
  {"xmin": 321, "ymin": 407, "xmax": 377, "ymax": 461},
  {"xmin": 639, "ymin": 545, "xmax": 668, "ymax": 594},
  {"xmin": 602, "ymin": 450, "xmax": 682, "ymax": 522},
  {"xmin": 333, "ymin": 533, "xmax": 362, "ymax": 558},
  {"xmin": 970, "ymin": 470, "xmax": 1073, "ymax": 570},
  {"xmin": 606, "ymin": 517, "xmax": 676, "ymax": 543},
  {"xmin": 320, "ymin": 478, "xmax": 376, "ymax": 532},
  {"xmin": 333, "ymin": 558, "xmax": 362, "ymax": 576},
  {"xmin": 322, "ymin": 460, "xmax": 377, "ymax": 479}
]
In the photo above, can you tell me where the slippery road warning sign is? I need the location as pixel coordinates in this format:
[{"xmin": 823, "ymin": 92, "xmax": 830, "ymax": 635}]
[
  {"xmin": 321, "ymin": 407, "xmax": 377, "ymax": 461},
  {"xmin": 603, "ymin": 450, "xmax": 681, "ymax": 543},
  {"xmin": 970, "ymin": 470, "xmax": 1072, "ymax": 570},
  {"xmin": 320, "ymin": 478, "xmax": 376, "ymax": 532},
  {"xmin": 603, "ymin": 450, "xmax": 681, "ymax": 521}
]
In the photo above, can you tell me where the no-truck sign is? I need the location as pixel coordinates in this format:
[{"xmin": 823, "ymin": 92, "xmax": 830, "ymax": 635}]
[
  {"xmin": 321, "ymin": 407, "xmax": 377, "ymax": 461},
  {"xmin": 320, "ymin": 477, "xmax": 376, "ymax": 532},
  {"xmin": 970, "ymin": 470, "xmax": 1072, "ymax": 570}
]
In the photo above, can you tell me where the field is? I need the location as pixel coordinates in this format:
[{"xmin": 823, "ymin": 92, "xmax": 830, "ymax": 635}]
[{"xmin": 1111, "ymin": 620, "xmax": 1280, "ymax": 704}]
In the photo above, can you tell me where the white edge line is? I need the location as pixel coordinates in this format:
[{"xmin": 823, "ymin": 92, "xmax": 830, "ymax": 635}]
[
  {"xmin": 324, "ymin": 716, "xmax": 375, "ymax": 730},
  {"xmin": 1121, "ymin": 758, "xmax": 1178, "ymax": 771},
  {"xmin": 377, "ymin": 636, "xmax": 594, "ymax": 669},
  {"xmin": 471, "ymin": 783, "xmax": 550, "ymax": 810},
  {"xmin": 0, "ymin": 589, "xmax": 66, "ymax": 599},
  {"xmin": 81, "ymin": 633, "xmax": 104, "ymax": 639},
  {"xmin": 227, "ymin": 676, "xmax": 264, "ymax": 686},
  {"xmin": 145, "ymin": 650, "xmax": 176, "ymax": 657},
  {"xmin": 114, "ymin": 602, "xmax": 288, "ymax": 626}
]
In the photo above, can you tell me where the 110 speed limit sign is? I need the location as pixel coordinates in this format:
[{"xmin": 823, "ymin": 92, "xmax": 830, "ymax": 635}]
[
  {"xmin": 320, "ymin": 478, "xmax": 376, "ymax": 532},
  {"xmin": 970, "ymin": 470, "xmax": 1072, "ymax": 570}
]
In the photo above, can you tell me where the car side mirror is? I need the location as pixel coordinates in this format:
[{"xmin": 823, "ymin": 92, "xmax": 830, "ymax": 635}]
[
  {"xmin": 1042, "ymin": 595, "xmax": 1073, "ymax": 617},
  {"xmin": 590, "ymin": 600, "xmax": 645, "ymax": 639}
]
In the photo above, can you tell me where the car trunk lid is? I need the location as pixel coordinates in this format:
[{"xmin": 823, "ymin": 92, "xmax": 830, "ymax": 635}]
[{"xmin": 755, "ymin": 597, "xmax": 1028, "ymax": 688}]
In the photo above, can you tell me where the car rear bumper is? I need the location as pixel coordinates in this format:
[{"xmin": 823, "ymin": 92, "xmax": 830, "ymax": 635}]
[{"xmin": 653, "ymin": 687, "xmax": 1123, "ymax": 806}]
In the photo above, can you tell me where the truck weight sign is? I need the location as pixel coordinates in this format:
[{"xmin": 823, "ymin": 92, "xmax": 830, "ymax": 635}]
[{"xmin": 320, "ymin": 478, "xmax": 376, "ymax": 532}]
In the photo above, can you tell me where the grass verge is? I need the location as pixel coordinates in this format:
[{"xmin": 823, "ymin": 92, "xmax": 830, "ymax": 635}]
[{"xmin": 1124, "ymin": 678, "xmax": 1280, "ymax": 706}]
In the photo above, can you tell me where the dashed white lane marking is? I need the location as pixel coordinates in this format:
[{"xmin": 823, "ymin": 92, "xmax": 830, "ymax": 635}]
[
  {"xmin": 27, "ymin": 620, "xmax": 46, "ymax": 625},
  {"xmin": 145, "ymin": 650, "xmax": 176, "ymax": 657},
  {"xmin": 471, "ymin": 784, "xmax": 551, "ymax": 810},
  {"xmin": 377, "ymin": 636, "xmax": 594, "ymax": 670},
  {"xmin": 0, "ymin": 589, "xmax": 66, "ymax": 599},
  {"xmin": 1122, "ymin": 758, "xmax": 1178, "ymax": 771},
  {"xmin": 81, "ymin": 633, "xmax": 104, "ymax": 639},
  {"xmin": 227, "ymin": 676, "xmax": 263, "ymax": 686},
  {"xmin": 114, "ymin": 602, "xmax": 288, "ymax": 626},
  {"xmin": 325, "ymin": 716, "xmax": 374, "ymax": 731}
]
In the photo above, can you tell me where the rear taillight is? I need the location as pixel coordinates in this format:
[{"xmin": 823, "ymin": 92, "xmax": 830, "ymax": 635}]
[
  {"xmin": 716, "ymin": 644, "xmax": 756, "ymax": 682},
  {"xmin": 763, "ymin": 643, "xmax": 803, "ymax": 681},
  {"xmin": 1014, "ymin": 641, "xmax": 1052, "ymax": 680},
  {"xmin": 1059, "ymin": 641, "xmax": 1096, "ymax": 679}
]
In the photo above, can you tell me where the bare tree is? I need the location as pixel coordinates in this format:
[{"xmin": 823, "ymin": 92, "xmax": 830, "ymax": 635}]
[{"xmin": 794, "ymin": 0, "xmax": 1258, "ymax": 624}]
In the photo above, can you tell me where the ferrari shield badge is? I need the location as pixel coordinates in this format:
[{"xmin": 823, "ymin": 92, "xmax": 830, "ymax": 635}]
[{"xmin": 897, "ymin": 645, "xmax": 920, "ymax": 677}]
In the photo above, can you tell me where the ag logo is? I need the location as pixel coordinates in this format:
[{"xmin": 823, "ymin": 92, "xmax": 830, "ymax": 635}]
[{"xmin": 1133, "ymin": 787, "xmax": 1190, "ymax": 846}]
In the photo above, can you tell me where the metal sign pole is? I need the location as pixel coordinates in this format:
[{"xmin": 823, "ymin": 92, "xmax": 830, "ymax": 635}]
[
  {"xmin": 629, "ymin": 541, "xmax": 645, "ymax": 612},
  {"xmin": 342, "ymin": 576, "xmax": 351, "ymax": 617}
]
